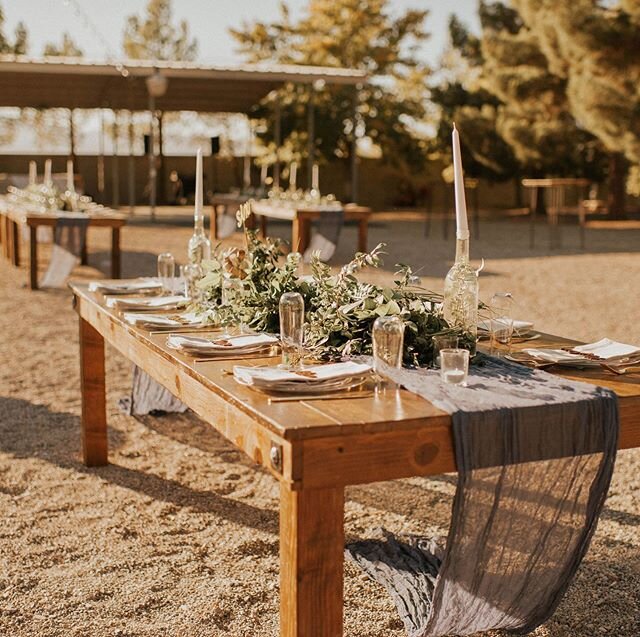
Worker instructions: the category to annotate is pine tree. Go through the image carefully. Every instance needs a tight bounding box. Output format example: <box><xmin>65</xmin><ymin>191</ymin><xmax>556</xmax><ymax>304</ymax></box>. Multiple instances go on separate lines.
<box><xmin>43</xmin><ymin>32</ymin><xmax>83</xmax><ymax>57</ymax></box>
<box><xmin>478</xmin><ymin>1</ymin><xmax>604</xmax><ymax>180</ymax></box>
<box><xmin>123</xmin><ymin>0</ymin><xmax>197</xmax><ymax>61</ymax></box>
<box><xmin>0</xmin><ymin>4</ymin><xmax>28</xmax><ymax>55</ymax></box>
<box><xmin>429</xmin><ymin>13</ymin><xmax>520</xmax><ymax>184</ymax></box>
<box><xmin>510</xmin><ymin>0</ymin><xmax>640</xmax><ymax>216</ymax></box>
<box><xmin>230</xmin><ymin>0</ymin><xmax>430</xmax><ymax>170</ymax></box>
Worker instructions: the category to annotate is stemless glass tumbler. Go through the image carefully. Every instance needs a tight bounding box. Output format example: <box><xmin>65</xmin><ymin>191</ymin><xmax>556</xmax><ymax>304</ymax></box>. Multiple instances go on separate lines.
<box><xmin>279</xmin><ymin>292</ymin><xmax>305</xmax><ymax>369</ymax></box>
<box><xmin>157</xmin><ymin>252</ymin><xmax>175</xmax><ymax>294</ymax></box>
<box><xmin>372</xmin><ymin>315</ymin><xmax>405</xmax><ymax>389</ymax></box>
<box><xmin>490</xmin><ymin>292</ymin><xmax>515</xmax><ymax>355</ymax></box>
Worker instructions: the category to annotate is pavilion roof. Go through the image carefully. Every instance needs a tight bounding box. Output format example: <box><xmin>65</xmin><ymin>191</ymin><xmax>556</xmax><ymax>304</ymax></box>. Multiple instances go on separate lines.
<box><xmin>0</xmin><ymin>55</ymin><xmax>366</xmax><ymax>113</ymax></box>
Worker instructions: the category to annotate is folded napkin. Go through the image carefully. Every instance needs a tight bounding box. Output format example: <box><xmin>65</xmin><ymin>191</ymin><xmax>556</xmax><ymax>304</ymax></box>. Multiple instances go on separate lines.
<box><xmin>106</xmin><ymin>295</ymin><xmax>186</xmax><ymax>311</ymax></box>
<box><xmin>571</xmin><ymin>338</ymin><xmax>639</xmax><ymax>360</ymax></box>
<box><xmin>168</xmin><ymin>333</ymin><xmax>278</xmax><ymax>354</ymax></box>
<box><xmin>234</xmin><ymin>361</ymin><xmax>371</xmax><ymax>387</ymax></box>
<box><xmin>524</xmin><ymin>338</ymin><xmax>640</xmax><ymax>367</ymax></box>
<box><xmin>123</xmin><ymin>311</ymin><xmax>205</xmax><ymax>328</ymax></box>
<box><xmin>89</xmin><ymin>278</ymin><xmax>162</xmax><ymax>295</ymax></box>
<box><xmin>478</xmin><ymin>318</ymin><xmax>534</xmax><ymax>333</ymax></box>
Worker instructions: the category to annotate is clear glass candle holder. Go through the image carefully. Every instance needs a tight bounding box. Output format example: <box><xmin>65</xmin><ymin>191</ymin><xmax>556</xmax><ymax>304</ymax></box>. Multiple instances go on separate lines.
<box><xmin>372</xmin><ymin>315</ymin><xmax>405</xmax><ymax>390</ymax></box>
<box><xmin>432</xmin><ymin>333</ymin><xmax>458</xmax><ymax>368</ymax></box>
<box><xmin>440</xmin><ymin>348</ymin><xmax>470</xmax><ymax>386</ymax></box>
<box><xmin>157</xmin><ymin>252</ymin><xmax>175</xmax><ymax>294</ymax></box>
<box><xmin>279</xmin><ymin>292</ymin><xmax>304</xmax><ymax>369</ymax></box>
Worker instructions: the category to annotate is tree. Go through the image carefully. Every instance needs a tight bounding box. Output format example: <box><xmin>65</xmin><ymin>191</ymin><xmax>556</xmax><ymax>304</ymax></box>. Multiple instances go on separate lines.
<box><xmin>123</xmin><ymin>0</ymin><xmax>197</xmax><ymax>61</ymax></box>
<box><xmin>43</xmin><ymin>32</ymin><xmax>83</xmax><ymax>57</ymax></box>
<box><xmin>428</xmin><ymin>13</ymin><xmax>520</xmax><ymax>185</ymax></box>
<box><xmin>510</xmin><ymin>0</ymin><xmax>640</xmax><ymax>215</ymax></box>
<box><xmin>230</xmin><ymin>0</ymin><xmax>430</xmax><ymax>172</ymax></box>
<box><xmin>478</xmin><ymin>1</ymin><xmax>605</xmax><ymax>181</ymax></box>
<box><xmin>0</xmin><ymin>4</ymin><xmax>28</xmax><ymax>54</ymax></box>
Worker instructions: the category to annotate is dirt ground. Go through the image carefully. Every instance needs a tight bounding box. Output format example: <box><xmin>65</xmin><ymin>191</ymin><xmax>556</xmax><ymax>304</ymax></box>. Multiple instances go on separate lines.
<box><xmin>0</xmin><ymin>214</ymin><xmax>639</xmax><ymax>637</ymax></box>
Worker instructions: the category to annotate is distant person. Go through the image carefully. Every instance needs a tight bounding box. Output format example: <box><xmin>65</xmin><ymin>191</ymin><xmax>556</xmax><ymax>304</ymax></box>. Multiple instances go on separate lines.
<box><xmin>168</xmin><ymin>170</ymin><xmax>185</xmax><ymax>205</ymax></box>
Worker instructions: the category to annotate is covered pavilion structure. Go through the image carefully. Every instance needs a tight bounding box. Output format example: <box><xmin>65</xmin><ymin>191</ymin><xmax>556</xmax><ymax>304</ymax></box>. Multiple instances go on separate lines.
<box><xmin>0</xmin><ymin>55</ymin><xmax>367</xmax><ymax>216</ymax></box>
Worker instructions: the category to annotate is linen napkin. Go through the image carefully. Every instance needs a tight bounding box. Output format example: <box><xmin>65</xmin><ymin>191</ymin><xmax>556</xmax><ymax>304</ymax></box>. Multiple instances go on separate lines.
<box><xmin>234</xmin><ymin>361</ymin><xmax>371</xmax><ymax>387</ymax></box>
<box><xmin>89</xmin><ymin>278</ymin><xmax>162</xmax><ymax>295</ymax></box>
<box><xmin>105</xmin><ymin>295</ymin><xmax>187</xmax><ymax>311</ymax></box>
<box><xmin>123</xmin><ymin>311</ymin><xmax>205</xmax><ymax>328</ymax></box>
<box><xmin>168</xmin><ymin>333</ymin><xmax>278</xmax><ymax>354</ymax></box>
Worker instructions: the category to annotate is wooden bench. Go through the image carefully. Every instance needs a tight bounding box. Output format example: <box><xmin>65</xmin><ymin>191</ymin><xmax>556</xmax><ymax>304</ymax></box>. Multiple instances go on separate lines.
<box><xmin>70</xmin><ymin>281</ymin><xmax>640</xmax><ymax>637</ymax></box>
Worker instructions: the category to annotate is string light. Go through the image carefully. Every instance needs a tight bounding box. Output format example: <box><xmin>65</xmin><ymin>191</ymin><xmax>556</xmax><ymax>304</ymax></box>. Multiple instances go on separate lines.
<box><xmin>61</xmin><ymin>0</ymin><xmax>129</xmax><ymax>77</ymax></box>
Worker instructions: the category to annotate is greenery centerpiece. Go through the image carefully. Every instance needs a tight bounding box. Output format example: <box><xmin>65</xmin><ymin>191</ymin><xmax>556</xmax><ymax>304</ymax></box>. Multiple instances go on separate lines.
<box><xmin>195</xmin><ymin>210</ymin><xmax>470</xmax><ymax>367</ymax></box>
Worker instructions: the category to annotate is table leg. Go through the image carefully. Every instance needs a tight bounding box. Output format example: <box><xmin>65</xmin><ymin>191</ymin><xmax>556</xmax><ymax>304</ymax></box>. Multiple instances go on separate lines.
<box><xmin>357</xmin><ymin>218</ymin><xmax>368</xmax><ymax>253</ymax></box>
<box><xmin>260</xmin><ymin>215</ymin><xmax>268</xmax><ymax>238</ymax></box>
<box><xmin>291</xmin><ymin>215</ymin><xmax>301</xmax><ymax>253</ymax></box>
<box><xmin>111</xmin><ymin>227</ymin><xmax>121</xmax><ymax>279</ymax></box>
<box><xmin>211</xmin><ymin>204</ymin><xmax>218</xmax><ymax>242</ymax></box>
<box><xmin>29</xmin><ymin>226</ymin><xmax>38</xmax><ymax>290</ymax></box>
<box><xmin>79</xmin><ymin>315</ymin><xmax>108</xmax><ymax>466</ymax></box>
<box><xmin>0</xmin><ymin>215</ymin><xmax>5</xmax><ymax>259</ymax></box>
<box><xmin>11</xmin><ymin>220</ymin><xmax>20</xmax><ymax>266</ymax></box>
<box><xmin>280</xmin><ymin>484</ymin><xmax>344</xmax><ymax>637</ymax></box>
<box><xmin>80</xmin><ymin>236</ymin><xmax>88</xmax><ymax>266</ymax></box>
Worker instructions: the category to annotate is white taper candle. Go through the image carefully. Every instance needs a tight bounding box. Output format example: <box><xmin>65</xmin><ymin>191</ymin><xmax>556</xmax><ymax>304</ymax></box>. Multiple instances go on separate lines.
<box><xmin>28</xmin><ymin>161</ymin><xmax>37</xmax><ymax>186</ymax></box>
<box><xmin>66</xmin><ymin>159</ymin><xmax>74</xmax><ymax>192</ymax></box>
<box><xmin>289</xmin><ymin>161</ymin><xmax>297</xmax><ymax>190</ymax></box>
<box><xmin>312</xmin><ymin>163</ymin><xmax>319</xmax><ymax>191</ymax></box>
<box><xmin>44</xmin><ymin>158</ymin><xmax>52</xmax><ymax>187</ymax></box>
<box><xmin>452</xmin><ymin>123</ymin><xmax>469</xmax><ymax>240</ymax></box>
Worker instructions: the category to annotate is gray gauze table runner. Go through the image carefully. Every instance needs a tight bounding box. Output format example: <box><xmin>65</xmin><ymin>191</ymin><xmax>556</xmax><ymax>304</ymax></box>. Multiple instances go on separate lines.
<box><xmin>119</xmin><ymin>366</ymin><xmax>188</xmax><ymax>416</ymax></box>
<box><xmin>346</xmin><ymin>355</ymin><xmax>618</xmax><ymax>637</ymax></box>
<box><xmin>40</xmin><ymin>216</ymin><xmax>89</xmax><ymax>288</ymax></box>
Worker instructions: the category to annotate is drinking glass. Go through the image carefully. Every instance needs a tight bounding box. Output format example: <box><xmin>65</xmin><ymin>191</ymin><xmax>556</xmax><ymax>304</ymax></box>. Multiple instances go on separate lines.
<box><xmin>181</xmin><ymin>263</ymin><xmax>202</xmax><ymax>301</ymax></box>
<box><xmin>490</xmin><ymin>292</ymin><xmax>515</xmax><ymax>355</ymax></box>
<box><xmin>372</xmin><ymin>315</ymin><xmax>405</xmax><ymax>390</ymax></box>
<box><xmin>432</xmin><ymin>333</ymin><xmax>458</xmax><ymax>368</ymax></box>
<box><xmin>279</xmin><ymin>292</ymin><xmax>304</xmax><ymax>369</ymax></box>
<box><xmin>440</xmin><ymin>348</ymin><xmax>470</xmax><ymax>386</ymax></box>
<box><xmin>157</xmin><ymin>252</ymin><xmax>175</xmax><ymax>294</ymax></box>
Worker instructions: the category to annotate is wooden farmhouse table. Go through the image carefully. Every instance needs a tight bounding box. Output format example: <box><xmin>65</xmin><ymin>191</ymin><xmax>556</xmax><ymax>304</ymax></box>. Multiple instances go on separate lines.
<box><xmin>70</xmin><ymin>281</ymin><xmax>640</xmax><ymax>637</ymax></box>
<box><xmin>0</xmin><ymin>201</ymin><xmax>126</xmax><ymax>290</ymax></box>
<box><xmin>211</xmin><ymin>199</ymin><xmax>373</xmax><ymax>254</ymax></box>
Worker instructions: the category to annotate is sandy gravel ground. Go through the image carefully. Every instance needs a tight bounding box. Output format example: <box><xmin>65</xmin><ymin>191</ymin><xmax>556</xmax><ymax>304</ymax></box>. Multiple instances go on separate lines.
<box><xmin>0</xmin><ymin>214</ymin><xmax>639</xmax><ymax>637</ymax></box>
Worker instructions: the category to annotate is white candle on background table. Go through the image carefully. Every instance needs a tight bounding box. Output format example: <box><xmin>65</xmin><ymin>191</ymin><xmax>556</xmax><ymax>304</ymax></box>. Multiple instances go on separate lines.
<box><xmin>289</xmin><ymin>161</ymin><xmax>297</xmax><ymax>190</ymax></box>
<box><xmin>28</xmin><ymin>161</ymin><xmax>37</xmax><ymax>186</ymax></box>
<box><xmin>66</xmin><ymin>159</ymin><xmax>74</xmax><ymax>191</ymax></box>
<box><xmin>44</xmin><ymin>158</ymin><xmax>52</xmax><ymax>186</ymax></box>
<box><xmin>312</xmin><ymin>163</ymin><xmax>319</xmax><ymax>191</ymax></box>
<box><xmin>195</xmin><ymin>147</ymin><xmax>203</xmax><ymax>219</ymax></box>
<box><xmin>260</xmin><ymin>163</ymin><xmax>267</xmax><ymax>186</ymax></box>
<box><xmin>452</xmin><ymin>123</ymin><xmax>469</xmax><ymax>240</ymax></box>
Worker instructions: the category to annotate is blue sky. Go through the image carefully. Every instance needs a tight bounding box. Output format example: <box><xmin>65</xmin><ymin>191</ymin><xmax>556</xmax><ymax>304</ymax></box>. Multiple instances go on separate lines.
<box><xmin>3</xmin><ymin>0</ymin><xmax>480</xmax><ymax>67</ymax></box>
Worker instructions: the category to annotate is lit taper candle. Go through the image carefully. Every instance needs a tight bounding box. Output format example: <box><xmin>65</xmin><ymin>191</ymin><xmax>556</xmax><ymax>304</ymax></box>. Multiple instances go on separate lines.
<box><xmin>452</xmin><ymin>123</ymin><xmax>469</xmax><ymax>240</ymax></box>
<box><xmin>311</xmin><ymin>163</ymin><xmax>319</xmax><ymax>191</ymax></box>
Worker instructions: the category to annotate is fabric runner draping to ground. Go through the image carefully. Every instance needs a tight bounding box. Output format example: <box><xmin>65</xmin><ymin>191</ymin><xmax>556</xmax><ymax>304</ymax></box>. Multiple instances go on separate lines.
<box><xmin>347</xmin><ymin>355</ymin><xmax>619</xmax><ymax>637</ymax></box>
<box><xmin>119</xmin><ymin>366</ymin><xmax>188</xmax><ymax>416</ymax></box>
<box><xmin>303</xmin><ymin>208</ymin><xmax>344</xmax><ymax>262</ymax></box>
<box><xmin>40</xmin><ymin>216</ymin><xmax>89</xmax><ymax>288</ymax></box>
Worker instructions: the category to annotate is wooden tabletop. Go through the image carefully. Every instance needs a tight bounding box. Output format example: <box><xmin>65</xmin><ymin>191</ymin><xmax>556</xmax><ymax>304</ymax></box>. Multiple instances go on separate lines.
<box><xmin>70</xmin><ymin>282</ymin><xmax>640</xmax><ymax>490</ymax></box>
<box><xmin>0</xmin><ymin>202</ymin><xmax>127</xmax><ymax>227</ymax></box>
